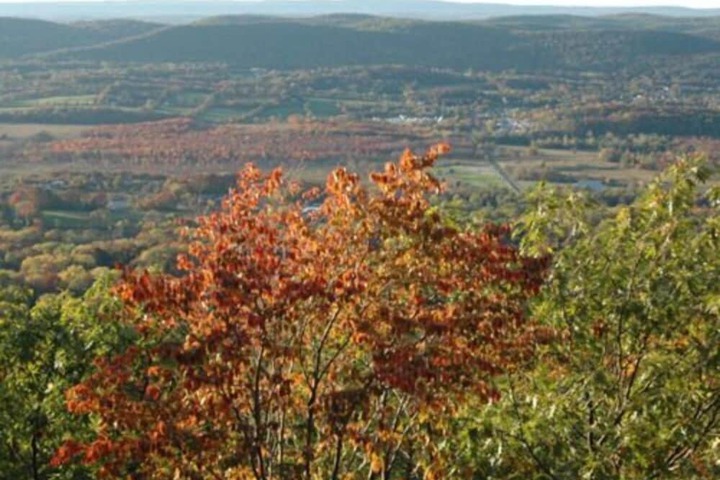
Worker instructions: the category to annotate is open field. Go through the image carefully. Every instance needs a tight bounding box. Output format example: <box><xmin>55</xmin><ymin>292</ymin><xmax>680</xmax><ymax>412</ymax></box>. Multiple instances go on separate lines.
<box><xmin>20</xmin><ymin>95</ymin><xmax>98</xmax><ymax>107</ymax></box>
<box><xmin>0</xmin><ymin>123</ymin><xmax>89</xmax><ymax>140</ymax></box>
<box><xmin>435</xmin><ymin>160</ymin><xmax>507</xmax><ymax>190</ymax></box>
<box><xmin>41</xmin><ymin>210</ymin><xmax>94</xmax><ymax>229</ymax></box>
<box><xmin>498</xmin><ymin>146</ymin><xmax>661</xmax><ymax>186</ymax></box>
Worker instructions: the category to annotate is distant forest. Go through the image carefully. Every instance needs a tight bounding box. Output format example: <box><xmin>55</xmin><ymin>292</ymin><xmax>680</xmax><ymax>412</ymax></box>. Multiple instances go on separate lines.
<box><xmin>2</xmin><ymin>14</ymin><xmax>720</xmax><ymax>74</ymax></box>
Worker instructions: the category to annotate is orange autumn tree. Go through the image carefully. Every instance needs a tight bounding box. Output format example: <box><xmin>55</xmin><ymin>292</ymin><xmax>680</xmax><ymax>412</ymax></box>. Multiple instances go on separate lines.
<box><xmin>54</xmin><ymin>145</ymin><xmax>548</xmax><ymax>479</ymax></box>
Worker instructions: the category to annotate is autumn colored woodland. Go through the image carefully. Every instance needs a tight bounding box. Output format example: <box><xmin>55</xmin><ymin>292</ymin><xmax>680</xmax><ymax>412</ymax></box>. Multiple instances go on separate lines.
<box><xmin>49</xmin><ymin>144</ymin><xmax>549</xmax><ymax>478</ymax></box>
<box><xmin>1</xmin><ymin>142</ymin><xmax>719</xmax><ymax>479</ymax></box>
<box><xmin>4</xmin><ymin>6</ymin><xmax>720</xmax><ymax>480</ymax></box>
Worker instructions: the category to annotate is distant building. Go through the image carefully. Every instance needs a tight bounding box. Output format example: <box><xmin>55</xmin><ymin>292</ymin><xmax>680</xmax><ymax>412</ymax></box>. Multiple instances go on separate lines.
<box><xmin>107</xmin><ymin>194</ymin><xmax>131</xmax><ymax>211</ymax></box>
<box><xmin>382</xmin><ymin>115</ymin><xmax>444</xmax><ymax>125</ymax></box>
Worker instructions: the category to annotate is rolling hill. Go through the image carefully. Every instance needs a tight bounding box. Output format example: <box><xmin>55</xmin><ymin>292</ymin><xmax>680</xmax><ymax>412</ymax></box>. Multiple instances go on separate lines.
<box><xmin>480</xmin><ymin>14</ymin><xmax>720</xmax><ymax>39</ymax></box>
<box><xmin>71</xmin><ymin>19</ymin><xmax>166</xmax><ymax>40</ymax></box>
<box><xmin>0</xmin><ymin>1</ymin><xmax>719</xmax><ymax>22</ymax></box>
<box><xmin>0</xmin><ymin>17</ymin><xmax>164</xmax><ymax>58</ymax></box>
<box><xmin>38</xmin><ymin>15</ymin><xmax>720</xmax><ymax>74</ymax></box>
<box><xmin>1</xmin><ymin>14</ymin><xmax>719</xmax><ymax>74</ymax></box>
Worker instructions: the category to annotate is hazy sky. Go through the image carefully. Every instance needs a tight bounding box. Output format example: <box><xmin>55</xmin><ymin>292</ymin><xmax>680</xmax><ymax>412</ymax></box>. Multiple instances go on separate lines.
<box><xmin>449</xmin><ymin>0</ymin><xmax>720</xmax><ymax>7</ymax></box>
<box><xmin>0</xmin><ymin>0</ymin><xmax>716</xmax><ymax>7</ymax></box>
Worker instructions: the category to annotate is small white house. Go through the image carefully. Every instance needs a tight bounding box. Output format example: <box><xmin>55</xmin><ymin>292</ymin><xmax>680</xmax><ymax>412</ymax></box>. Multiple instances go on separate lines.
<box><xmin>107</xmin><ymin>194</ymin><xmax>131</xmax><ymax>211</ymax></box>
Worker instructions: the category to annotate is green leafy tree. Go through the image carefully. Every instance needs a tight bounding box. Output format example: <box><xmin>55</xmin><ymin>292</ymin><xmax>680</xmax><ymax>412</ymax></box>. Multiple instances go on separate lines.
<box><xmin>463</xmin><ymin>157</ymin><xmax>720</xmax><ymax>479</ymax></box>
<box><xmin>0</xmin><ymin>277</ymin><xmax>133</xmax><ymax>479</ymax></box>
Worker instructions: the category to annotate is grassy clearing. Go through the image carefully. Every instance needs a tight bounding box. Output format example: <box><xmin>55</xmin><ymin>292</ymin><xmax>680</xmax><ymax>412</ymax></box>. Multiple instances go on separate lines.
<box><xmin>157</xmin><ymin>106</ymin><xmax>194</xmax><ymax>116</ymax></box>
<box><xmin>497</xmin><ymin>146</ymin><xmax>658</xmax><ymax>185</ymax></box>
<box><xmin>42</xmin><ymin>210</ymin><xmax>93</xmax><ymax>229</ymax></box>
<box><xmin>435</xmin><ymin>162</ymin><xmax>506</xmax><ymax>189</ymax></box>
<box><xmin>166</xmin><ymin>92</ymin><xmax>208</xmax><ymax>108</ymax></box>
<box><xmin>256</xmin><ymin>100</ymin><xmax>306</xmax><ymax>121</ymax></box>
<box><xmin>198</xmin><ymin>107</ymin><xmax>255</xmax><ymax>122</ymax></box>
<box><xmin>41</xmin><ymin>209</ymin><xmax>143</xmax><ymax>229</ymax></box>
<box><xmin>499</xmin><ymin>146</ymin><xmax>598</xmax><ymax>166</ymax></box>
<box><xmin>305</xmin><ymin>98</ymin><xmax>341</xmax><ymax>117</ymax></box>
<box><xmin>22</xmin><ymin>95</ymin><xmax>97</xmax><ymax>107</ymax></box>
<box><xmin>0</xmin><ymin>106</ymin><xmax>33</xmax><ymax>113</ymax></box>
<box><xmin>0</xmin><ymin>123</ymin><xmax>88</xmax><ymax>139</ymax></box>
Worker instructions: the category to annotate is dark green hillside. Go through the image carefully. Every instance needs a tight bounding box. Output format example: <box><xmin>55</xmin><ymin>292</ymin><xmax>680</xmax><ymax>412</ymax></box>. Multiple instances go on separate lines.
<box><xmin>478</xmin><ymin>14</ymin><xmax>622</xmax><ymax>31</ymax></box>
<box><xmin>71</xmin><ymin>19</ymin><xmax>166</xmax><ymax>41</ymax></box>
<box><xmin>55</xmin><ymin>22</ymin><xmax>537</xmax><ymax>70</ymax></box>
<box><xmin>0</xmin><ymin>17</ymin><xmax>164</xmax><ymax>59</ymax></box>
<box><xmin>0</xmin><ymin>18</ymin><xmax>94</xmax><ymax>58</ymax></box>
<box><xmin>3</xmin><ymin>14</ymin><xmax>720</xmax><ymax>72</ymax></box>
<box><xmin>53</xmin><ymin>17</ymin><xmax>720</xmax><ymax>73</ymax></box>
<box><xmin>482</xmin><ymin>14</ymin><xmax>720</xmax><ymax>38</ymax></box>
<box><xmin>528</xmin><ymin>29</ymin><xmax>720</xmax><ymax>72</ymax></box>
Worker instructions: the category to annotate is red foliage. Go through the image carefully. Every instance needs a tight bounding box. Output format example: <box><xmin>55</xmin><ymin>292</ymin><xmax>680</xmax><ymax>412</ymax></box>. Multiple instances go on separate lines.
<box><xmin>55</xmin><ymin>144</ymin><xmax>549</xmax><ymax>478</ymax></box>
<box><xmin>26</xmin><ymin>119</ymin><xmax>442</xmax><ymax>173</ymax></box>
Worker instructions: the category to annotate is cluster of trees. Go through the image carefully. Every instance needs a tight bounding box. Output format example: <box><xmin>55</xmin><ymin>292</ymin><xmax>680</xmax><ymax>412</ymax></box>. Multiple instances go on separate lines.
<box><xmin>26</xmin><ymin>119</ymin><xmax>430</xmax><ymax>170</ymax></box>
<box><xmin>5</xmin><ymin>51</ymin><xmax>718</xmax><ymax>132</ymax></box>
<box><xmin>469</xmin><ymin>159</ymin><xmax>720</xmax><ymax>477</ymax></box>
<box><xmin>5</xmin><ymin>60</ymin><xmax>719</xmax><ymax>208</ymax></box>
<box><xmin>0</xmin><ymin>277</ymin><xmax>134</xmax><ymax>479</ymax></box>
<box><xmin>0</xmin><ymin>171</ymin><xmax>225</xmax><ymax>294</ymax></box>
<box><xmin>2</xmin><ymin>14</ymin><xmax>720</xmax><ymax>476</ymax></box>
<box><xmin>0</xmin><ymin>222</ymin><xmax>182</xmax><ymax>294</ymax></box>
<box><xmin>4</xmin><ymin>54</ymin><xmax>720</xmax><ymax>191</ymax></box>
<box><xmin>1</xmin><ymin>146</ymin><xmax>719</xmax><ymax>478</ymax></box>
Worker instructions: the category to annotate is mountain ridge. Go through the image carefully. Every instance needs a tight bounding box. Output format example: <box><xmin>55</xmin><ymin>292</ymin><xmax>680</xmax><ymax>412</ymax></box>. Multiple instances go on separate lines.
<box><xmin>30</xmin><ymin>15</ymin><xmax>720</xmax><ymax>74</ymax></box>
<box><xmin>0</xmin><ymin>1</ymin><xmax>719</xmax><ymax>22</ymax></box>
<box><xmin>0</xmin><ymin>17</ymin><xmax>164</xmax><ymax>58</ymax></box>
<box><xmin>4</xmin><ymin>13</ymin><xmax>720</xmax><ymax>75</ymax></box>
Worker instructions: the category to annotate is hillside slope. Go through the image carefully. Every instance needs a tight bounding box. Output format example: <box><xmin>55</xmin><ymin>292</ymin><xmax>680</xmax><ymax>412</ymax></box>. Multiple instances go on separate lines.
<box><xmin>0</xmin><ymin>17</ymin><xmax>164</xmax><ymax>58</ymax></box>
<box><xmin>0</xmin><ymin>18</ymin><xmax>96</xmax><ymax>58</ymax></box>
<box><xmin>71</xmin><ymin>19</ymin><xmax>166</xmax><ymax>40</ymax></box>
<box><xmin>481</xmin><ymin>14</ymin><xmax>720</xmax><ymax>39</ymax></box>
<box><xmin>49</xmin><ymin>16</ymin><xmax>720</xmax><ymax>73</ymax></box>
